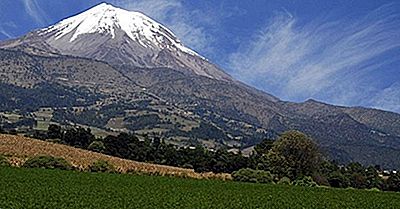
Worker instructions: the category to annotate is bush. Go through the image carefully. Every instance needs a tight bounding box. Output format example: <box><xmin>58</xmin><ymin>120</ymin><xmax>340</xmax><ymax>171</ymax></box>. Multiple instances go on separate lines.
<box><xmin>293</xmin><ymin>176</ymin><xmax>318</xmax><ymax>187</ymax></box>
<box><xmin>23</xmin><ymin>156</ymin><xmax>72</xmax><ymax>170</ymax></box>
<box><xmin>88</xmin><ymin>160</ymin><xmax>115</xmax><ymax>173</ymax></box>
<box><xmin>277</xmin><ymin>177</ymin><xmax>291</xmax><ymax>185</ymax></box>
<box><xmin>232</xmin><ymin>168</ymin><xmax>274</xmax><ymax>184</ymax></box>
<box><xmin>366</xmin><ymin>188</ymin><xmax>380</xmax><ymax>192</ymax></box>
<box><xmin>88</xmin><ymin>141</ymin><xmax>106</xmax><ymax>153</ymax></box>
<box><xmin>0</xmin><ymin>155</ymin><xmax>10</xmax><ymax>167</ymax></box>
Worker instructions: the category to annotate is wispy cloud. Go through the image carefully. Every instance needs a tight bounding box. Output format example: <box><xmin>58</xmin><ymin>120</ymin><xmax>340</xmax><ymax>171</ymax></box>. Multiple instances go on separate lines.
<box><xmin>22</xmin><ymin>0</ymin><xmax>50</xmax><ymax>26</ymax></box>
<box><xmin>229</xmin><ymin>4</ymin><xmax>400</xmax><ymax>112</ymax></box>
<box><xmin>111</xmin><ymin>0</ymin><xmax>215</xmax><ymax>54</ymax></box>
<box><xmin>0</xmin><ymin>22</ymin><xmax>17</xmax><ymax>39</ymax></box>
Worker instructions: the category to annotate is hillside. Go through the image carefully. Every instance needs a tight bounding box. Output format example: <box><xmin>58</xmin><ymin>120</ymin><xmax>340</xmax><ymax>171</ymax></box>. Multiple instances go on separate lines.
<box><xmin>0</xmin><ymin>134</ymin><xmax>230</xmax><ymax>180</ymax></box>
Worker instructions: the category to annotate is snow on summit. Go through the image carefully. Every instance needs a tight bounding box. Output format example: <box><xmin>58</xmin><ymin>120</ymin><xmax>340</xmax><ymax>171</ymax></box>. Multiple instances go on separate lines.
<box><xmin>42</xmin><ymin>3</ymin><xmax>199</xmax><ymax>56</ymax></box>
<box><xmin>1</xmin><ymin>2</ymin><xmax>232</xmax><ymax>81</ymax></box>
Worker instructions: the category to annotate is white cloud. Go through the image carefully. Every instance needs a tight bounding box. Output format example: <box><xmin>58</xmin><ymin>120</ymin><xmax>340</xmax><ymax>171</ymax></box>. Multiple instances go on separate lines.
<box><xmin>22</xmin><ymin>0</ymin><xmax>50</xmax><ymax>26</ymax></box>
<box><xmin>111</xmin><ymin>0</ymin><xmax>215</xmax><ymax>54</ymax></box>
<box><xmin>229</xmin><ymin>4</ymin><xmax>400</xmax><ymax>112</ymax></box>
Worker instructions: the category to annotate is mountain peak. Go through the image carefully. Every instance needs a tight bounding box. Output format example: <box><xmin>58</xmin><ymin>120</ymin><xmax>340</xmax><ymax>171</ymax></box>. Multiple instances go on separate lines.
<box><xmin>0</xmin><ymin>3</ymin><xmax>233</xmax><ymax>82</ymax></box>
<box><xmin>40</xmin><ymin>3</ymin><xmax>199</xmax><ymax>57</ymax></box>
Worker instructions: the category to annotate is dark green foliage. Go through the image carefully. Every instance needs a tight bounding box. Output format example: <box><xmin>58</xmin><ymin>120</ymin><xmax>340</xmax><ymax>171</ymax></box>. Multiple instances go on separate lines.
<box><xmin>266</xmin><ymin>131</ymin><xmax>322</xmax><ymax>179</ymax></box>
<box><xmin>293</xmin><ymin>176</ymin><xmax>318</xmax><ymax>187</ymax></box>
<box><xmin>63</xmin><ymin>127</ymin><xmax>94</xmax><ymax>148</ymax></box>
<box><xmin>22</xmin><ymin>156</ymin><xmax>72</xmax><ymax>170</ymax></box>
<box><xmin>101</xmin><ymin>133</ymin><xmax>249</xmax><ymax>174</ymax></box>
<box><xmin>45</xmin><ymin>124</ymin><xmax>95</xmax><ymax>149</ymax></box>
<box><xmin>88</xmin><ymin>160</ymin><xmax>114</xmax><ymax>173</ymax></box>
<box><xmin>232</xmin><ymin>168</ymin><xmax>274</xmax><ymax>183</ymax></box>
<box><xmin>47</xmin><ymin>124</ymin><xmax>63</xmax><ymax>139</ymax></box>
<box><xmin>1</xmin><ymin>167</ymin><xmax>400</xmax><ymax>208</ymax></box>
<box><xmin>87</xmin><ymin>141</ymin><xmax>106</xmax><ymax>153</ymax></box>
<box><xmin>254</xmin><ymin>138</ymin><xmax>274</xmax><ymax>155</ymax></box>
<box><xmin>103</xmin><ymin>133</ymin><xmax>137</xmax><ymax>159</ymax></box>
<box><xmin>33</xmin><ymin>126</ymin><xmax>399</xmax><ymax>191</ymax></box>
<box><xmin>0</xmin><ymin>83</ymin><xmax>98</xmax><ymax>113</ymax></box>
<box><xmin>386</xmin><ymin>173</ymin><xmax>400</xmax><ymax>191</ymax></box>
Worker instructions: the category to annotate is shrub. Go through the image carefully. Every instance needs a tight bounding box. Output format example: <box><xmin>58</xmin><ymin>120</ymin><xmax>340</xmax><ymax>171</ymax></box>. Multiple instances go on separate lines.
<box><xmin>293</xmin><ymin>176</ymin><xmax>318</xmax><ymax>187</ymax></box>
<box><xmin>366</xmin><ymin>188</ymin><xmax>380</xmax><ymax>192</ymax></box>
<box><xmin>88</xmin><ymin>160</ymin><xmax>115</xmax><ymax>173</ymax></box>
<box><xmin>0</xmin><ymin>155</ymin><xmax>10</xmax><ymax>167</ymax></box>
<box><xmin>88</xmin><ymin>141</ymin><xmax>106</xmax><ymax>153</ymax></box>
<box><xmin>232</xmin><ymin>168</ymin><xmax>273</xmax><ymax>184</ymax></box>
<box><xmin>23</xmin><ymin>156</ymin><xmax>72</xmax><ymax>170</ymax></box>
<box><xmin>277</xmin><ymin>177</ymin><xmax>291</xmax><ymax>185</ymax></box>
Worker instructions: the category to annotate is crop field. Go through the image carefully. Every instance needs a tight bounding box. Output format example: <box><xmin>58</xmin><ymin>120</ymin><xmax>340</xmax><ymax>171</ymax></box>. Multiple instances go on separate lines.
<box><xmin>0</xmin><ymin>167</ymin><xmax>399</xmax><ymax>209</ymax></box>
<box><xmin>0</xmin><ymin>134</ymin><xmax>229</xmax><ymax>179</ymax></box>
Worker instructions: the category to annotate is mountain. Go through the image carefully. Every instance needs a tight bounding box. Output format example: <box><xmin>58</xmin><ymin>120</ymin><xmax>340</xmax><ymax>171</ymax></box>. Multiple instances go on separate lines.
<box><xmin>0</xmin><ymin>3</ymin><xmax>231</xmax><ymax>82</ymax></box>
<box><xmin>1</xmin><ymin>3</ymin><xmax>400</xmax><ymax>169</ymax></box>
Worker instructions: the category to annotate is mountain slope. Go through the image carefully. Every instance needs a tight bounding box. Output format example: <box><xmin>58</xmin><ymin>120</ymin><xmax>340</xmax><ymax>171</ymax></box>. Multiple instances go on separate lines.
<box><xmin>1</xmin><ymin>3</ymin><xmax>400</xmax><ymax>169</ymax></box>
<box><xmin>0</xmin><ymin>3</ymin><xmax>231</xmax><ymax>82</ymax></box>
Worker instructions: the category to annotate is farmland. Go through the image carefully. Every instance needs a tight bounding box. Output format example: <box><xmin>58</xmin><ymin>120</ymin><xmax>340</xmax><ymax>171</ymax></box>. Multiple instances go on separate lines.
<box><xmin>0</xmin><ymin>167</ymin><xmax>399</xmax><ymax>209</ymax></box>
<box><xmin>0</xmin><ymin>134</ymin><xmax>229</xmax><ymax>179</ymax></box>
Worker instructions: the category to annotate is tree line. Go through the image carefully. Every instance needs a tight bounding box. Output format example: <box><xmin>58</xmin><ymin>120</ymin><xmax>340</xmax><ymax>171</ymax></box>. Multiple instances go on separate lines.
<box><xmin>30</xmin><ymin>124</ymin><xmax>400</xmax><ymax>191</ymax></box>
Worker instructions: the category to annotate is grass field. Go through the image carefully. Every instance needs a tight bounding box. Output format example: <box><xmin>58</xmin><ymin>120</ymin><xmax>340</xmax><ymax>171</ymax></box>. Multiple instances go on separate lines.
<box><xmin>0</xmin><ymin>167</ymin><xmax>399</xmax><ymax>209</ymax></box>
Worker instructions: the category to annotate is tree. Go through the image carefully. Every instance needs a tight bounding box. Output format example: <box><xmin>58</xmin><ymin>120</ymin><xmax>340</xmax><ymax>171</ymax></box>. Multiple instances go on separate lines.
<box><xmin>254</xmin><ymin>138</ymin><xmax>274</xmax><ymax>155</ymax></box>
<box><xmin>63</xmin><ymin>127</ymin><xmax>94</xmax><ymax>148</ymax></box>
<box><xmin>47</xmin><ymin>124</ymin><xmax>62</xmax><ymax>139</ymax></box>
<box><xmin>386</xmin><ymin>172</ymin><xmax>400</xmax><ymax>191</ymax></box>
<box><xmin>103</xmin><ymin>133</ymin><xmax>134</xmax><ymax>159</ymax></box>
<box><xmin>266</xmin><ymin>131</ymin><xmax>322</xmax><ymax>180</ymax></box>
<box><xmin>88</xmin><ymin>141</ymin><xmax>106</xmax><ymax>153</ymax></box>
<box><xmin>232</xmin><ymin>168</ymin><xmax>274</xmax><ymax>183</ymax></box>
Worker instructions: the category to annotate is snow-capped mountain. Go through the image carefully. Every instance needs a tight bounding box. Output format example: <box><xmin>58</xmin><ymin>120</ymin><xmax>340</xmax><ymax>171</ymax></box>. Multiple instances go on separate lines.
<box><xmin>0</xmin><ymin>3</ymin><xmax>232</xmax><ymax>81</ymax></box>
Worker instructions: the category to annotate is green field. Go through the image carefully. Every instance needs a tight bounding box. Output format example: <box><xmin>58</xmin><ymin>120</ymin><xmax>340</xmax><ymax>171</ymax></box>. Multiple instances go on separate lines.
<box><xmin>0</xmin><ymin>167</ymin><xmax>399</xmax><ymax>209</ymax></box>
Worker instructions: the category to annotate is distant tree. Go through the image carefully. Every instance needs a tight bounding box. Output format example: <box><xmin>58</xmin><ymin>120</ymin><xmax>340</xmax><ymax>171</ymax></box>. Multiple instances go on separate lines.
<box><xmin>103</xmin><ymin>133</ymin><xmax>134</xmax><ymax>159</ymax></box>
<box><xmin>232</xmin><ymin>168</ymin><xmax>274</xmax><ymax>183</ymax></box>
<box><xmin>266</xmin><ymin>131</ymin><xmax>322</xmax><ymax>180</ymax></box>
<box><xmin>63</xmin><ymin>127</ymin><xmax>94</xmax><ymax>148</ymax></box>
<box><xmin>254</xmin><ymin>138</ymin><xmax>274</xmax><ymax>155</ymax></box>
<box><xmin>386</xmin><ymin>172</ymin><xmax>400</xmax><ymax>192</ymax></box>
<box><xmin>47</xmin><ymin>124</ymin><xmax>62</xmax><ymax>139</ymax></box>
<box><xmin>88</xmin><ymin>141</ymin><xmax>106</xmax><ymax>153</ymax></box>
<box><xmin>327</xmin><ymin>171</ymin><xmax>350</xmax><ymax>188</ymax></box>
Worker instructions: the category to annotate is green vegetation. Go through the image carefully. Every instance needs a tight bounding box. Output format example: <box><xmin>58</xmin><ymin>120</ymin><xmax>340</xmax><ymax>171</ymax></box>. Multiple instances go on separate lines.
<box><xmin>232</xmin><ymin>168</ymin><xmax>273</xmax><ymax>183</ymax></box>
<box><xmin>15</xmin><ymin>125</ymin><xmax>400</xmax><ymax>192</ymax></box>
<box><xmin>0</xmin><ymin>167</ymin><xmax>399</xmax><ymax>209</ymax></box>
<box><xmin>88</xmin><ymin>160</ymin><xmax>115</xmax><ymax>173</ymax></box>
<box><xmin>0</xmin><ymin>83</ymin><xmax>98</xmax><ymax>113</ymax></box>
<box><xmin>0</xmin><ymin>154</ymin><xmax>9</xmax><ymax>167</ymax></box>
<box><xmin>23</xmin><ymin>156</ymin><xmax>73</xmax><ymax>170</ymax></box>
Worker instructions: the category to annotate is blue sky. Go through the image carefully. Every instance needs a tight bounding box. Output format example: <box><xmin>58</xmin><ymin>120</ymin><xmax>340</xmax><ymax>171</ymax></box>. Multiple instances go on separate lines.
<box><xmin>0</xmin><ymin>0</ymin><xmax>399</xmax><ymax>113</ymax></box>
